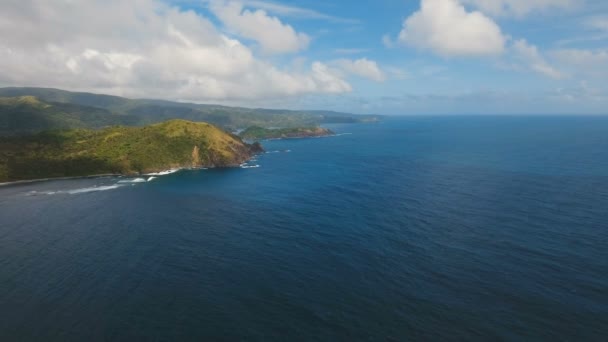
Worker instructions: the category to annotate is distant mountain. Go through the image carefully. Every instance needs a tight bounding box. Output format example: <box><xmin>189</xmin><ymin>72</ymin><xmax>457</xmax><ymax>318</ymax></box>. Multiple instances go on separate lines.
<box><xmin>0</xmin><ymin>120</ymin><xmax>262</xmax><ymax>182</ymax></box>
<box><xmin>0</xmin><ymin>87</ymin><xmax>133</xmax><ymax>110</ymax></box>
<box><xmin>0</xmin><ymin>96</ymin><xmax>140</xmax><ymax>136</ymax></box>
<box><xmin>0</xmin><ymin>87</ymin><xmax>382</xmax><ymax>135</ymax></box>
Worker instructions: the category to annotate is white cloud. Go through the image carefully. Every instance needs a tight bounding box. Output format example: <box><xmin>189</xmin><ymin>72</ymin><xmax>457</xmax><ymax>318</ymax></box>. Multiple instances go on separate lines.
<box><xmin>585</xmin><ymin>16</ymin><xmax>608</xmax><ymax>32</ymax></box>
<box><xmin>461</xmin><ymin>0</ymin><xmax>576</xmax><ymax>17</ymax></box>
<box><xmin>552</xmin><ymin>49</ymin><xmax>608</xmax><ymax>66</ymax></box>
<box><xmin>237</xmin><ymin>0</ymin><xmax>359</xmax><ymax>24</ymax></box>
<box><xmin>384</xmin><ymin>67</ymin><xmax>408</xmax><ymax>80</ymax></box>
<box><xmin>550</xmin><ymin>49</ymin><xmax>608</xmax><ymax>78</ymax></box>
<box><xmin>310</xmin><ymin>62</ymin><xmax>353</xmax><ymax>92</ymax></box>
<box><xmin>0</xmin><ymin>0</ymin><xmax>352</xmax><ymax>101</ymax></box>
<box><xmin>554</xmin><ymin>15</ymin><xmax>608</xmax><ymax>47</ymax></box>
<box><xmin>332</xmin><ymin>58</ymin><xmax>386</xmax><ymax>82</ymax></box>
<box><xmin>382</xmin><ymin>35</ymin><xmax>396</xmax><ymax>49</ymax></box>
<box><xmin>208</xmin><ymin>0</ymin><xmax>310</xmax><ymax>54</ymax></box>
<box><xmin>397</xmin><ymin>0</ymin><xmax>506</xmax><ymax>57</ymax></box>
<box><xmin>512</xmin><ymin>39</ymin><xmax>562</xmax><ymax>79</ymax></box>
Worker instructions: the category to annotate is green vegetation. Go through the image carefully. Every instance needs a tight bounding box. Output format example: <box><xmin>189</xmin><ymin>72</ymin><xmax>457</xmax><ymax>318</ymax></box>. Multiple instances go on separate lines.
<box><xmin>0</xmin><ymin>87</ymin><xmax>382</xmax><ymax>135</ymax></box>
<box><xmin>0</xmin><ymin>96</ymin><xmax>139</xmax><ymax>136</ymax></box>
<box><xmin>0</xmin><ymin>120</ymin><xmax>260</xmax><ymax>182</ymax></box>
<box><xmin>240</xmin><ymin>126</ymin><xmax>334</xmax><ymax>140</ymax></box>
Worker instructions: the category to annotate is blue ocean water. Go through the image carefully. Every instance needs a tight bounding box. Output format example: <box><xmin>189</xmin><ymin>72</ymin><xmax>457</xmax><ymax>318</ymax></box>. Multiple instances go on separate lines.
<box><xmin>0</xmin><ymin>116</ymin><xmax>607</xmax><ymax>341</ymax></box>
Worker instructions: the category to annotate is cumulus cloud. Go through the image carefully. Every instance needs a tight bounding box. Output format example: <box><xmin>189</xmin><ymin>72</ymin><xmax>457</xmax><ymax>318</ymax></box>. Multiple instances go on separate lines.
<box><xmin>461</xmin><ymin>0</ymin><xmax>576</xmax><ymax>17</ymax></box>
<box><xmin>0</xmin><ymin>0</ymin><xmax>351</xmax><ymax>101</ymax></box>
<box><xmin>331</xmin><ymin>58</ymin><xmax>386</xmax><ymax>82</ymax></box>
<box><xmin>512</xmin><ymin>39</ymin><xmax>562</xmax><ymax>79</ymax></box>
<box><xmin>397</xmin><ymin>0</ymin><xmax>506</xmax><ymax>57</ymax></box>
<box><xmin>207</xmin><ymin>0</ymin><xmax>310</xmax><ymax>54</ymax></box>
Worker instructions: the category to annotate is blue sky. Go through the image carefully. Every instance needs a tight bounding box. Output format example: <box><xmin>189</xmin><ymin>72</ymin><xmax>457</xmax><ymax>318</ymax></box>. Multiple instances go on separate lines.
<box><xmin>1</xmin><ymin>0</ymin><xmax>608</xmax><ymax>114</ymax></box>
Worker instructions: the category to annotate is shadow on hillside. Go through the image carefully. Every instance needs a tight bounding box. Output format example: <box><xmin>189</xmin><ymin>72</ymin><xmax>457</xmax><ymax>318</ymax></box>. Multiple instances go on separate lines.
<box><xmin>4</xmin><ymin>156</ymin><xmax>118</xmax><ymax>181</ymax></box>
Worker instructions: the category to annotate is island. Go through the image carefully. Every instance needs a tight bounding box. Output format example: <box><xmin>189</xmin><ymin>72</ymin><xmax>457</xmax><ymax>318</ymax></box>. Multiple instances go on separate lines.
<box><xmin>239</xmin><ymin>126</ymin><xmax>334</xmax><ymax>141</ymax></box>
<box><xmin>0</xmin><ymin>120</ymin><xmax>264</xmax><ymax>183</ymax></box>
<box><xmin>0</xmin><ymin>87</ymin><xmax>370</xmax><ymax>183</ymax></box>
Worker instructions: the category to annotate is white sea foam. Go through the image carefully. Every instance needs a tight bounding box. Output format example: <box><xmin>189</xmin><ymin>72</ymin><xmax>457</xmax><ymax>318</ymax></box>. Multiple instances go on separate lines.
<box><xmin>241</xmin><ymin>165</ymin><xmax>260</xmax><ymax>169</ymax></box>
<box><xmin>26</xmin><ymin>190</ymin><xmax>66</xmax><ymax>196</ymax></box>
<box><xmin>67</xmin><ymin>185</ymin><xmax>122</xmax><ymax>194</ymax></box>
<box><xmin>144</xmin><ymin>169</ymin><xmax>180</xmax><ymax>176</ymax></box>
<box><xmin>147</xmin><ymin>177</ymin><xmax>157</xmax><ymax>182</ymax></box>
<box><xmin>118</xmin><ymin>178</ymin><xmax>147</xmax><ymax>184</ymax></box>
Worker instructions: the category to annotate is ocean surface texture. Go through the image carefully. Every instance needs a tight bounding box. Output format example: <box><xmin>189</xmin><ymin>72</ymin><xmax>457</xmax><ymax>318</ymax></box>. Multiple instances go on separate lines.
<box><xmin>1</xmin><ymin>116</ymin><xmax>607</xmax><ymax>341</ymax></box>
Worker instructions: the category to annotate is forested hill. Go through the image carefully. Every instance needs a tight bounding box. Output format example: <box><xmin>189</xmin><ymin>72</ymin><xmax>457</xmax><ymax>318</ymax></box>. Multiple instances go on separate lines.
<box><xmin>0</xmin><ymin>120</ymin><xmax>262</xmax><ymax>182</ymax></box>
<box><xmin>0</xmin><ymin>96</ymin><xmax>139</xmax><ymax>136</ymax></box>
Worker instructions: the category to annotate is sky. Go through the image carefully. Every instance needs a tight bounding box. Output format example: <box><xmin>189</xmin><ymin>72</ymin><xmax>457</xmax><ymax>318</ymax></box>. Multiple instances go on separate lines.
<box><xmin>1</xmin><ymin>0</ymin><xmax>608</xmax><ymax>115</ymax></box>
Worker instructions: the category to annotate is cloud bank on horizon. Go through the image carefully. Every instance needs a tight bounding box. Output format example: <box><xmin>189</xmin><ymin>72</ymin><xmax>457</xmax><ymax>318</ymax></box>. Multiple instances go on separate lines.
<box><xmin>0</xmin><ymin>0</ymin><xmax>607</xmax><ymax>114</ymax></box>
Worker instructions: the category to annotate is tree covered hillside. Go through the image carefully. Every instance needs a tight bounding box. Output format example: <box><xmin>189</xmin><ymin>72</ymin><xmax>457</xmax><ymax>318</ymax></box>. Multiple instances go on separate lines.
<box><xmin>0</xmin><ymin>87</ymin><xmax>382</xmax><ymax>134</ymax></box>
<box><xmin>0</xmin><ymin>96</ymin><xmax>139</xmax><ymax>136</ymax></box>
<box><xmin>0</xmin><ymin>120</ymin><xmax>262</xmax><ymax>182</ymax></box>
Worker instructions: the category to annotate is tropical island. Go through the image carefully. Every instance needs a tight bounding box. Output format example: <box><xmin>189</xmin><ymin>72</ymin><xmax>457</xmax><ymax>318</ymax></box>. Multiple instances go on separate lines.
<box><xmin>0</xmin><ymin>87</ymin><xmax>381</xmax><ymax>183</ymax></box>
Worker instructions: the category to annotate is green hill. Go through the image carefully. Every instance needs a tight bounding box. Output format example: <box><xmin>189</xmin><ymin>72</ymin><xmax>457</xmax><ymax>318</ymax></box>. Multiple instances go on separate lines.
<box><xmin>0</xmin><ymin>87</ymin><xmax>382</xmax><ymax>133</ymax></box>
<box><xmin>0</xmin><ymin>120</ymin><xmax>263</xmax><ymax>182</ymax></box>
<box><xmin>0</xmin><ymin>96</ymin><xmax>139</xmax><ymax>136</ymax></box>
<box><xmin>240</xmin><ymin>126</ymin><xmax>334</xmax><ymax>140</ymax></box>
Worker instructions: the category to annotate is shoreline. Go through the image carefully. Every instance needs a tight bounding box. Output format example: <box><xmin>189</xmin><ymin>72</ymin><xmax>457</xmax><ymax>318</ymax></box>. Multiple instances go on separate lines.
<box><xmin>0</xmin><ymin>154</ymin><xmax>263</xmax><ymax>187</ymax></box>
<box><xmin>245</xmin><ymin>132</ymin><xmax>345</xmax><ymax>142</ymax></box>
<box><xmin>0</xmin><ymin>173</ymin><xmax>122</xmax><ymax>187</ymax></box>
<box><xmin>0</xmin><ymin>169</ymin><xmax>189</xmax><ymax>187</ymax></box>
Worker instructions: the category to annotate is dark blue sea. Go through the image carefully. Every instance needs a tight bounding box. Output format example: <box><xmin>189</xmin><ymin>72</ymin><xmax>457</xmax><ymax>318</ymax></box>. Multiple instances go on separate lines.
<box><xmin>1</xmin><ymin>116</ymin><xmax>607</xmax><ymax>341</ymax></box>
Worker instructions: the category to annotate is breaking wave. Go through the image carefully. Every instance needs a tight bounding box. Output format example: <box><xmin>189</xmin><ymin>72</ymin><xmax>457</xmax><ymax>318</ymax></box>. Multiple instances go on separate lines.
<box><xmin>118</xmin><ymin>178</ymin><xmax>147</xmax><ymax>184</ymax></box>
<box><xmin>67</xmin><ymin>185</ymin><xmax>123</xmax><ymax>194</ymax></box>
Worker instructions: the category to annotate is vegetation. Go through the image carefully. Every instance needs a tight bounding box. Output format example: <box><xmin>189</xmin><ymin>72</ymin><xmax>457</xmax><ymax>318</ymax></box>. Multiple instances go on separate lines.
<box><xmin>0</xmin><ymin>96</ymin><xmax>139</xmax><ymax>136</ymax></box>
<box><xmin>0</xmin><ymin>87</ymin><xmax>382</xmax><ymax>135</ymax></box>
<box><xmin>0</xmin><ymin>120</ymin><xmax>260</xmax><ymax>182</ymax></box>
<box><xmin>240</xmin><ymin>126</ymin><xmax>334</xmax><ymax>140</ymax></box>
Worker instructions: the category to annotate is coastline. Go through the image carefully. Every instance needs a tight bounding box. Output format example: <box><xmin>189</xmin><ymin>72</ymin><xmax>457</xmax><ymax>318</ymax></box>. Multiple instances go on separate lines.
<box><xmin>0</xmin><ymin>154</ymin><xmax>263</xmax><ymax>187</ymax></box>
<box><xmin>0</xmin><ymin>173</ymin><xmax>121</xmax><ymax>187</ymax></box>
<box><xmin>245</xmin><ymin>132</ymin><xmax>344</xmax><ymax>142</ymax></box>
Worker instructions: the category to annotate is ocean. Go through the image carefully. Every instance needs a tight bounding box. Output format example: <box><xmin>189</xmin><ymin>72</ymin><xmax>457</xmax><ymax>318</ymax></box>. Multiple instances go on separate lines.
<box><xmin>1</xmin><ymin>116</ymin><xmax>607</xmax><ymax>340</ymax></box>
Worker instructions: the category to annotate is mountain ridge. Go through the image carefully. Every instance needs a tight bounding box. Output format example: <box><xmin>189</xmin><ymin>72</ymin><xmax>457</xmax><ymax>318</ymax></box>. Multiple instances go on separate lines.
<box><xmin>0</xmin><ymin>87</ymin><xmax>381</xmax><ymax>135</ymax></box>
